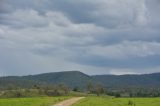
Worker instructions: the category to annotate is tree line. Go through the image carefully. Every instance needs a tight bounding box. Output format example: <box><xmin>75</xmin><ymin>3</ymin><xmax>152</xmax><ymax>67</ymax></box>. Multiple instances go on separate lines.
<box><xmin>1</xmin><ymin>81</ymin><xmax>160</xmax><ymax>98</ymax></box>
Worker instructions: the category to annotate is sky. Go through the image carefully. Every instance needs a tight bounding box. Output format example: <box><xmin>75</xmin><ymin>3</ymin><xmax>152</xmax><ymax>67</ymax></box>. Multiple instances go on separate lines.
<box><xmin>0</xmin><ymin>0</ymin><xmax>160</xmax><ymax>76</ymax></box>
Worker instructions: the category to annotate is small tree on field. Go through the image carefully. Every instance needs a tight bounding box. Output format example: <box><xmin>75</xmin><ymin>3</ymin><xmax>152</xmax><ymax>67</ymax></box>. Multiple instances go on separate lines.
<box><xmin>95</xmin><ymin>84</ymin><xmax>105</xmax><ymax>96</ymax></box>
<box><xmin>86</xmin><ymin>81</ymin><xmax>94</xmax><ymax>93</ymax></box>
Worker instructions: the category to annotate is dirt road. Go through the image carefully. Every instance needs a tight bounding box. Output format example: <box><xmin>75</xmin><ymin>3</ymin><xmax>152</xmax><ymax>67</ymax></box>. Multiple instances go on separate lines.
<box><xmin>53</xmin><ymin>97</ymin><xmax>85</xmax><ymax>106</ymax></box>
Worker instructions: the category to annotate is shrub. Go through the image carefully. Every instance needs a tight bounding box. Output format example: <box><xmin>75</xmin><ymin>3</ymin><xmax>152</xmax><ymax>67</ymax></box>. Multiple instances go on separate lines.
<box><xmin>128</xmin><ymin>100</ymin><xmax>134</xmax><ymax>105</ymax></box>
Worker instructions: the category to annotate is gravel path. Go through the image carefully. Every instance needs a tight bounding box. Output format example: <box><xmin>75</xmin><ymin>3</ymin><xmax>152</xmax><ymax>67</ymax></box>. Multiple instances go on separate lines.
<box><xmin>53</xmin><ymin>97</ymin><xmax>85</xmax><ymax>106</ymax></box>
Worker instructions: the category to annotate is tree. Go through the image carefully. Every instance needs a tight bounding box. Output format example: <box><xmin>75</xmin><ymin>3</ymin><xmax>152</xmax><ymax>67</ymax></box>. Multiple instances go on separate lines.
<box><xmin>95</xmin><ymin>84</ymin><xmax>105</xmax><ymax>96</ymax></box>
<box><xmin>115</xmin><ymin>93</ymin><xmax>121</xmax><ymax>98</ymax></box>
<box><xmin>58</xmin><ymin>84</ymin><xmax>69</xmax><ymax>95</ymax></box>
<box><xmin>73</xmin><ymin>86</ymin><xmax>80</xmax><ymax>92</ymax></box>
<box><xmin>33</xmin><ymin>84</ymin><xmax>40</xmax><ymax>89</ymax></box>
<box><xmin>86</xmin><ymin>81</ymin><xmax>93</xmax><ymax>93</ymax></box>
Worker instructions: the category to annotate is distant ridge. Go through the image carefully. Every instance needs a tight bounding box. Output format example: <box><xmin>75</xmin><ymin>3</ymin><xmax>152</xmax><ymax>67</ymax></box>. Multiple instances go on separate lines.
<box><xmin>1</xmin><ymin>71</ymin><xmax>160</xmax><ymax>89</ymax></box>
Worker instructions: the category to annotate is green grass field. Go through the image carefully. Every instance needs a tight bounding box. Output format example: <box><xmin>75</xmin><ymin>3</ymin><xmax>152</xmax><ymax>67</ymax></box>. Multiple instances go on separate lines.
<box><xmin>1</xmin><ymin>96</ymin><xmax>160</xmax><ymax>106</ymax></box>
<box><xmin>0</xmin><ymin>96</ymin><xmax>70</xmax><ymax>106</ymax></box>
<box><xmin>73</xmin><ymin>96</ymin><xmax>160</xmax><ymax>106</ymax></box>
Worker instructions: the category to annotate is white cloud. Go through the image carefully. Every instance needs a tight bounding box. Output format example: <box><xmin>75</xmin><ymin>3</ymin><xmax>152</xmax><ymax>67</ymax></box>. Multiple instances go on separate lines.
<box><xmin>109</xmin><ymin>69</ymin><xmax>137</xmax><ymax>75</ymax></box>
<box><xmin>88</xmin><ymin>41</ymin><xmax>160</xmax><ymax>59</ymax></box>
<box><xmin>1</xmin><ymin>9</ymin><xmax>106</xmax><ymax>49</ymax></box>
<box><xmin>109</xmin><ymin>66</ymin><xmax>160</xmax><ymax>75</ymax></box>
<box><xmin>0</xmin><ymin>28</ymin><xmax>4</xmax><ymax>35</ymax></box>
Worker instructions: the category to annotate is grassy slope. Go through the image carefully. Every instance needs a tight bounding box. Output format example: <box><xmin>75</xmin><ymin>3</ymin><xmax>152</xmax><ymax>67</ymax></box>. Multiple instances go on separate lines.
<box><xmin>0</xmin><ymin>97</ymin><xmax>70</xmax><ymax>106</ymax></box>
<box><xmin>73</xmin><ymin>96</ymin><xmax>160</xmax><ymax>106</ymax></box>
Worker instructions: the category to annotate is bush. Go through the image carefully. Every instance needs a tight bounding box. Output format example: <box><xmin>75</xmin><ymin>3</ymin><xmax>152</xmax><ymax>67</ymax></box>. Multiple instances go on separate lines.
<box><xmin>115</xmin><ymin>93</ymin><xmax>121</xmax><ymax>98</ymax></box>
<box><xmin>128</xmin><ymin>100</ymin><xmax>135</xmax><ymax>105</ymax></box>
<box><xmin>1</xmin><ymin>90</ymin><xmax>25</xmax><ymax>98</ymax></box>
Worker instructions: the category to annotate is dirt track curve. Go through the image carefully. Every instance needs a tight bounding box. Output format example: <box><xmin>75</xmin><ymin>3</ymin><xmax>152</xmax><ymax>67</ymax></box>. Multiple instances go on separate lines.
<box><xmin>53</xmin><ymin>97</ymin><xmax>85</xmax><ymax>106</ymax></box>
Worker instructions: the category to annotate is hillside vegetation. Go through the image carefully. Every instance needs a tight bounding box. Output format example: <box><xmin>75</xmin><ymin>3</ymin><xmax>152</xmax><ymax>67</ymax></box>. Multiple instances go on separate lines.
<box><xmin>1</xmin><ymin>71</ymin><xmax>160</xmax><ymax>90</ymax></box>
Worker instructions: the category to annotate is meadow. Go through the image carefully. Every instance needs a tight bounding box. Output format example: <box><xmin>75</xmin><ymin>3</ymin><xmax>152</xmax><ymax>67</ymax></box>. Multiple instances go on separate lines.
<box><xmin>0</xmin><ymin>96</ymin><xmax>70</xmax><ymax>106</ymax></box>
<box><xmin>73</xmin><ymin>96</ymin><xmax>160</xmax><ymax>106</ymax></box>
<box><xmin>1</xmin><ymin>96</ymin><xmax>160</xmax><ymax>106</ymax></box>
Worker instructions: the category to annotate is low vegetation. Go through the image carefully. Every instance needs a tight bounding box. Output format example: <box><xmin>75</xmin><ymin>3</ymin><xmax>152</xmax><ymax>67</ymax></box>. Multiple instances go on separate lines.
<box><xmin>72</xmin><ymin>96</ymin><xmax>160</xmax><ymax>106</ymax></box>
<box><xmin>0</xmin><ymin>84</ymin><xmax>70</xmax><ymax>98</ymax></box>
<box><xmin>0</xmin><ymin>96</ymin><xmax>70</xmax><ymax>106</ymax></box>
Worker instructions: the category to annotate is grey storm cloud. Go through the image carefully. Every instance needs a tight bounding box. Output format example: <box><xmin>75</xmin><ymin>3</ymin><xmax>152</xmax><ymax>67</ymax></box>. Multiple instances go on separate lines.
<box><xmin>0</xmin><ymin>0</ymin><xmax>150</xmax><ymax>27</ymax></box>
<box><xmin>0</xmin><ymin>0</ymin><xmax>160</xmax><ymax>76</ymax></box>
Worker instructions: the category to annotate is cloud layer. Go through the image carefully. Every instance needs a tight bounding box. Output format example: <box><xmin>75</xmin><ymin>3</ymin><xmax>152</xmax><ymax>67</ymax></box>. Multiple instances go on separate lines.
<box><xmin>0</xmin><ymin>0</ymin><xmax>160</xmax><ymax>76</ymax></box>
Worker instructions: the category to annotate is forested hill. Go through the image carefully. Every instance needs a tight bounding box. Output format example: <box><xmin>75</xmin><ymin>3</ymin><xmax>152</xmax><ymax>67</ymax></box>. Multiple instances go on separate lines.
<box><xmin>0</xmin><ymin>71</ymin><xmax>160</xmax><ymax>90</ymax></box>
<box><xmin>92</xmin><ymin>73</ymin><xmax>160</xmax><ymax>88</ymax></box>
